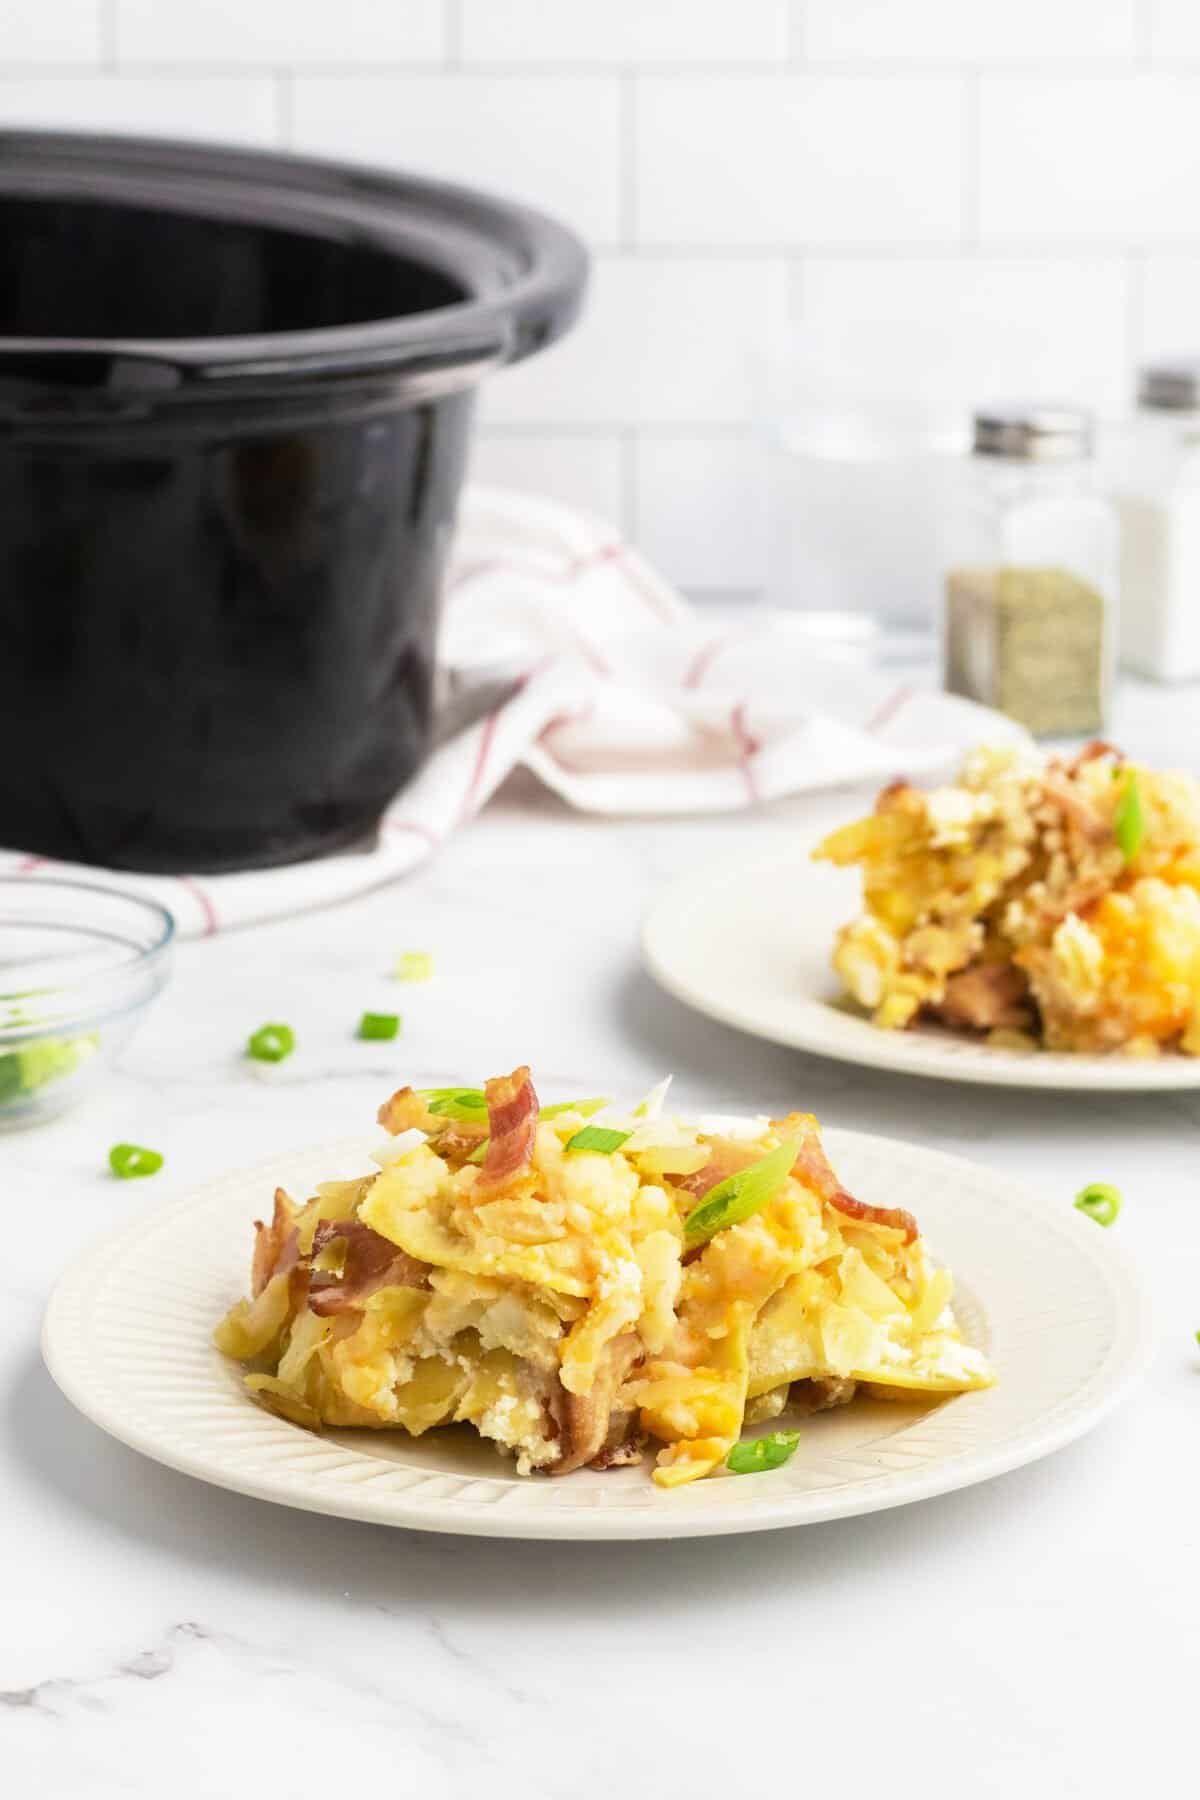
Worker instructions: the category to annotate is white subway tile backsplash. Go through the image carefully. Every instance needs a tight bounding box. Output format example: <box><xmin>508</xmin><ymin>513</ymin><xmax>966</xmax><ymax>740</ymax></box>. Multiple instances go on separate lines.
<box><xmin>470</xmin><ymin>433</ymin><xmax>626</xmax><ymax>525</ymax></box>
<box><xmin>635</xmin><ymin>75</ymin><xmax>965</xmax><ymax>247</ymax></box>
<box><xmin>1147</xmin><ymin>1</ymin><xmax>1200</xmax><ymax>59</ymax></box>
<box><xmin>483</xmin><ymin>256</ymin><xmax>788</xmax><ymax>425</ymax></box>
<box><xmin>3</xmin><ymin>3</ymin><xmax>1200</xmax><ymax>597</ymax></box>
<box><xmin>4</xmin><ymin>0</ymin><xmax>103</xmax><ymax>64</ymax></box>
<box><xmin>635</xmin><ymin>436</ymin><xmax>767</xmax><ymax>591</ymax></box>
<box><xmin>799</xmin><ymin>257</ymin><xmax>1130</xmax><ymax>414</ymax></box>
<box><xmin>461</xmin><ymin>1</ymin><xmax>789</xmax><ymax>66</ymax></box>
<box><xmin>802</xmin><ymin>0</ymin><xmax>1137</xmax><ymax>64</ymax></box>
<box><xmin>1138</xmin><ymin>259</ymin><xmax>1200</xmax><ymax>362</ymax></box>
<box><xmin>115</xmin><ymin>0</ymin><xmax>445</xmax><ymax>67</ymax></box>
<box><xmin>0</xmin><ymin>76</ymin><xmax>279</xmax><ymax>145</ymax></box>
<box><xmin>979</xmin><ymin>76</ymin><xmax>1200</xmax><ymax>245</ymax></box>
<box><xmin>290</xmin><ymin>75</ymin><xmax>621</xmax><ymax>245</ymax></box>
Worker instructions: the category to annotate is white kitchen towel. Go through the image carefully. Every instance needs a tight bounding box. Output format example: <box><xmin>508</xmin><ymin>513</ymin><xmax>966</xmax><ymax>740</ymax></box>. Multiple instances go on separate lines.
<box><xmin>0</xmin><ymin>485</ymin><xmax>1025</xmax><ymax>937</ymax></box>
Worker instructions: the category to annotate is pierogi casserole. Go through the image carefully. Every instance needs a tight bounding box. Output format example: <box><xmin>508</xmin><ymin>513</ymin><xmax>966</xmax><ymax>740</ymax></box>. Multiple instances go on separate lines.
<box><xmin>816</xmin><ymin>742</ymin><xmax>1200</xmax><ymax>1057</ymax></box>
<box><xmin>215</xmin><ymin>1069</ymin><xmax>992</xmax><ymax>1488</ymax></box>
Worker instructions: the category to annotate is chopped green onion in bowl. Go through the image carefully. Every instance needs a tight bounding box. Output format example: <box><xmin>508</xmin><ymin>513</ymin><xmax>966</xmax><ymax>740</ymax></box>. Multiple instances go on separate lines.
<box><xmin>0</xmin><ymin>1033</ymin><xmax>98</xmax><ymax>1108</ymax></box>
<box><xmin>1075</xmin><ymin>1182</ymin><xmax>1122</xmax><ymax>1227</ymax></box>
<box><xmin>394</xmin><ymin>950</ymin><xmax>434</xmax><ymax>983</ymax></box>
<box><xmin>1114</xmin><ymin>772</ymin><xmax>1145</xmax><ymax>864</ymax></box>
<box><xmin>683</xmin><ymin>1140</ymin><xmax>797</xmax><ymax>1248</ymax></box>
<box><xmin>564</xmin><ymin>1125</ymin><xmax>631</xmax><ymax>1154</ymax></box>
<box><xmin>109</xmin><ymin>1142</ymin><xmax>164</xmax><ymax>1180</ymax></box>
<box><xmin>726</xmin><ymin>1431</ymin><xmax>801</xmax><ymax>1475</ymax></box>
<box><xmin>247</xmin><ymin>1023</ymin><xmax>295</xmax><ymax>1064</ymax></box>
<box><xmin>358</xmin><ymin>1011</ymin><xmax>401</xmax><ymax>1042</ymax></box>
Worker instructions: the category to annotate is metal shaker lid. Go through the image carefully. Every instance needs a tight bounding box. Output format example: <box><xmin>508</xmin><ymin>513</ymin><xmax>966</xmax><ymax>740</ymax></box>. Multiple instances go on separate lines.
<box><xmin>1138</xmin><ymin>361</ymin><xmax>1200</xmax><ymax>412</ymax></box>
<box><xmin>972</xmin><ymin>404</ymin><xmax>1094</xmax><ymax>461</ymax></box>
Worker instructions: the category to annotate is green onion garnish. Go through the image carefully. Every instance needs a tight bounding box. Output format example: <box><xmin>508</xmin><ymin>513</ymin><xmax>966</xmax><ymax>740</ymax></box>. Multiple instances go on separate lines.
<box><xmin>1074</xmin><ymin>1182</ymin><xmax>1122</xmax><ymax>1227</ymax></box>
<box><xmin>109</xmin><ymin>1142</ymin><xmax>164</xmax><ymax>1180</ymax></box>
<box><xmin>564</xmin><ymin>1125</ymin><xmax>631</xmax><ymax>1154</ymax></box>
<box><xmin>1114</xmin><ymin>772</ymin><xmax>1145</xmax><ymax>864</ymax></box>
<box><xmin>540</xmin><ymin>1097</ymin><xmax>610</xmax><ymax>1120</ymax></box>
<box><xmin>726</xmin><ymin>1431</ymin><xmax>801</xmax><ymax>1475</ymax></box>
<box><xmin>683</xmin><ymin>1140</ymin><xmax>797</xmax><ymax>1248</ymax></box>
<box><xmin>358</xmin><ymin>1012</ymin><xmax>401</xmax><ymax>1042</ymax></box>
<box><xmin>467</xmin><ymin>1139</ymin><xmax>489</xmax><ymax>1165</ymax></box>
<box><xmin>421</xmin><ymin>1087</ymin><xmax>488</xmax><ymax>1120</ymax></box>
<box><xmin>247</xmin><ymin>1023</ymin><xmax>295</xmax><ymax>1064</ymax></box>
<box><xmin>394</xmin><ymin>950</ymin><xmax>434</xmax><ymax>983</ymax></box>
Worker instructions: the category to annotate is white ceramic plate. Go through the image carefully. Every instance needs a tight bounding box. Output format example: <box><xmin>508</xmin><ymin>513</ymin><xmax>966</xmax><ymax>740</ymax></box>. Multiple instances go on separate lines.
<box><xmin>42</xmin><ymin>1129</ymin><xmax>1151</xmax><ymax>1541</ymax></box>
<box><xmin>643</xmin><ymin>845</ymin><xmax>1200</xmax><ymax>1091</ymax></box>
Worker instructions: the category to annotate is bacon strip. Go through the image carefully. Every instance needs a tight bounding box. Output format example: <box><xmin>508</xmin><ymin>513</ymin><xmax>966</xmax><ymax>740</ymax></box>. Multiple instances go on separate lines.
<box><xmin>933</xmin><ymin>962</ymin><xmax>1032</xmax><ymax>1032</ymax></box>
<box><xmin>1065</xmin><ymin>739</ymin><xmax>1123</xmax><ymax>775</ymax></box>
<box><xmin>476</xmin><ymin>1065</ymin><xmax>539</xmax><ymax>1190</ymax></box>
<box><xmin>431</xmin><ymin>1120</ymin><xmax>489</xmax><ymax>1161</ymax></box>
<box><xmin>251</xmin><ymin>1188</ymin><xmax>300</xmax><ymax>1298</ymax></box>
<box><xmin>307</xmin><ymin>1219</ymin><xmax>430</xmax><ymax>1316</ymax></box>
<box><xmin>778</xmin><ymin>1116</ymin><xmax>920</xmax><ymax>1242</ymax></box>
<box><xmin>549</xmin><ymin>1333</ymin><xmax>642</xmax><ymax>1476</ymax></box>
<box><xmin>828</xmin><ymin>1189</ymin><xmax>918</xmax><ymax>1244</ymax></box>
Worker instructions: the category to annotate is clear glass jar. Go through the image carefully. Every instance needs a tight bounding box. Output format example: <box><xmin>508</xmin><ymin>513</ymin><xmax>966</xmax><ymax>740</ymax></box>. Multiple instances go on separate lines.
<box><xmin>1116</xmin><ymin>361</ymin><xmax>1200</xmax><ymax>682</ymax></box>
<box><xmin>761</xmin><ymin>319</ymin><xmax>966</xmax><ymax>663</ymax></box>
<box><xmin>943</xmin><ymin>405</ymin><xmax>1117</xmax><ymax>737</ymax></box>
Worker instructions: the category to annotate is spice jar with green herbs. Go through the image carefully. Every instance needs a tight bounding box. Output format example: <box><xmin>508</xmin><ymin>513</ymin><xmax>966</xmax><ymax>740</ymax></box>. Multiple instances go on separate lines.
<box><xmin>943</xmin><ymin>405</ymin><xmax>1117</xmax><ymax>736</ymax></box>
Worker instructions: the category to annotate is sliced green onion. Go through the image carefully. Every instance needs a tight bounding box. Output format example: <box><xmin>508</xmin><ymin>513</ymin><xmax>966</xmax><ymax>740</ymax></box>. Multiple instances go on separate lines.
<box><xmin>726</xmin><ymin>1431</ymin><xmax>801</xmax><ymax>1475</ymax></box>
<box><xmin>358</xmin><ymin>1011</ymin><xmax>401</xmax><ymax>1042</ymax></box>
<box><xmin>421</xmin><ymin>1087</ymin><xmax>488</xmax><ymax>1120</ymax></box>
<box><xmin>684</xmin><ymin>1139</ymin><xmax>797</xmax><ymax>1248</ymax></box>
<box><xmin>394</xmin><ymin>950</ymin><xmax>434</xmax><ymax>983</ymax></box>
<box><xmin>109</xmin><ymin>1142</ymin><xmax>164</xmax><ymax>1180</ymax></box>
<box><xmin>466</xmin><ymin>1139</ymin><xmax>489</xmax><ymax>1165</ymax></box>
<box><xmin>1114</xmin><ymin>772</ymin><xmax>1145</xmax><ymax>864</ymax></box>
<box><xmin>540</xmin><ymin>1096</ymin><xmax>611</xmax><ymax>1121</ymax></box>
<box><xmin>1074</xmin><ymin>1182</ymin><xmax>1122</xmax><ymax>1227</ymax></box>
<box><xmin>247</xmin><ymin>1023</ymin><xmax>295</xmax><ymax>1063</ymax></box>
<box><xmin>564</xmin><ymin>1125</ymin><xmax>632</xmax><ymax>1154</ymax></box>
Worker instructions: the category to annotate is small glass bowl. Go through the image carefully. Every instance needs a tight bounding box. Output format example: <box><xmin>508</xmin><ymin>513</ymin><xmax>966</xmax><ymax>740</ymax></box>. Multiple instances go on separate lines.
<box><xmin>0</xmin><ymin>878</ymin><xmax>175</xmax><ymax>1127</ymax></box>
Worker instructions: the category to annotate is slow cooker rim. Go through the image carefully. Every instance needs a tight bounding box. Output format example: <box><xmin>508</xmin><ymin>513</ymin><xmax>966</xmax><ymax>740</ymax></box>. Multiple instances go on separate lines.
<box><xmin>0</xmin><ymin>128</ymin><xmax>588</xmax><ymax>400</ymax></box>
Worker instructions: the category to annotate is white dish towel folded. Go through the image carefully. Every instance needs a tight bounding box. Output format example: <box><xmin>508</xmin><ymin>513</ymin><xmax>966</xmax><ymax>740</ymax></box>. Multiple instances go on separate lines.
<box><xmin>1</xmin><ymin>486</ymin><xmax>1025</xmax><ymax>937</ymax></box>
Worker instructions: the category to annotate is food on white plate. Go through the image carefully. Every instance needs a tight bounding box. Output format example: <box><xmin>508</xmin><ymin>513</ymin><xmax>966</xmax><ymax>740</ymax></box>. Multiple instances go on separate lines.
<box><xmin>816</xmin><ymin>741</ymin><xmax>1200</xmax><ymax>1057</ymax></box>
<box><xmin>215</xmin><ymin>1068</ymin><xmax>992</xmax><ymax>1488</ymax></box>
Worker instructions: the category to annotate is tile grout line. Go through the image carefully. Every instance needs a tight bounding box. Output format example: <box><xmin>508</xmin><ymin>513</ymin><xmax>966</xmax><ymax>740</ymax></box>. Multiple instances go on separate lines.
<box><xmin>443</xmin><ymin>0</ymin><xmax>463</xmax><ymax>68</ymax></box>
<box><xmin>962</xmin><ymin>68</ymin><xmax>980</xmax><ymax>251</ymax></box>
<box><xmin>1125</xmin><ymin>250</ymin><xmax>1146</xmax><ymax>397</ymax></box>
<box><xmin>788</xmin><ymin>0</ymin><xmax>807</xmax><ymax>65</ymax></box>
<box><xmin>275</xmin><ymin>67</ymin><xmax>294</xmax><ymax>147</ymax></box>
<box><xmin>619</xmin><ymin>68</ymin><xmax>637</xmax><ymax>251</ymax></box>
<box><xmin>621</xmin><ymin>428</ymin><xmax>640</xmax><ymax>546</ymax></box>
<box><xmin>99</xmin><ymin>0</ymin><xmax>118</xmax><ymax>69</ymax></box>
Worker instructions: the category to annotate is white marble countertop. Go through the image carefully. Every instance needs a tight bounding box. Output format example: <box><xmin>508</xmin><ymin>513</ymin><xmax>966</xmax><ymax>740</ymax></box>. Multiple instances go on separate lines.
<box><xmin>4</xmin><ymin>679</ymin><xmax>1200</xmax><ymax>1797</ymax></box>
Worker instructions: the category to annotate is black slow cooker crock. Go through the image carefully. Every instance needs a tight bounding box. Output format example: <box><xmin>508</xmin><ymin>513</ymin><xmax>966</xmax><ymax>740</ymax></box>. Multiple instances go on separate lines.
<box><xmin>0</xmin><ymin>131</ymin><xmax>586</xmax><ymax>872</ymax></box>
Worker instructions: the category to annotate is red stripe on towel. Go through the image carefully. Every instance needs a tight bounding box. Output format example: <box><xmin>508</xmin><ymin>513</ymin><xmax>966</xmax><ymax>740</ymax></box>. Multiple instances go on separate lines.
<box><xmin>730</xmin><ymin>702</ymin><xmax>762</xmax><ymax>805</ymax></box>
<box><xmin>177</xmin><ymin>875</ymin><xmax>219</xmax><ymax>937</ymax></box>
<box><xmin>865</xmin><ymin>684</ymin><xmax>914</xmax><ymax>735</ymax></box>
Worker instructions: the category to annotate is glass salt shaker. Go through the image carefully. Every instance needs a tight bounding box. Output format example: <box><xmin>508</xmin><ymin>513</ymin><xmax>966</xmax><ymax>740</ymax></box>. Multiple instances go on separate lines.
<box><xmin>1117</xmin><ymin>360</ymin><xmax>1200</xmax><ymax>682</ymax></box>
<box><xmin>943</xmin><ymin>405</ymin><xmax>1117</xmax><ymax>737</ymax></box>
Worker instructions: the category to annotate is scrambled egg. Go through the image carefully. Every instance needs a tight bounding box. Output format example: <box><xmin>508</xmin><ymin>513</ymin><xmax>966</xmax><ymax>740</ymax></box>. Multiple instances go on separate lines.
<box><xmin>816</xmin><ymin>742</ymin><xmax>1200</xmax><ymax>1056</ymax></box>
<box><xmin>215</xmin><ymin>1072</ymin><xmax>992</xmax><ymax>1488</ymax></box>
